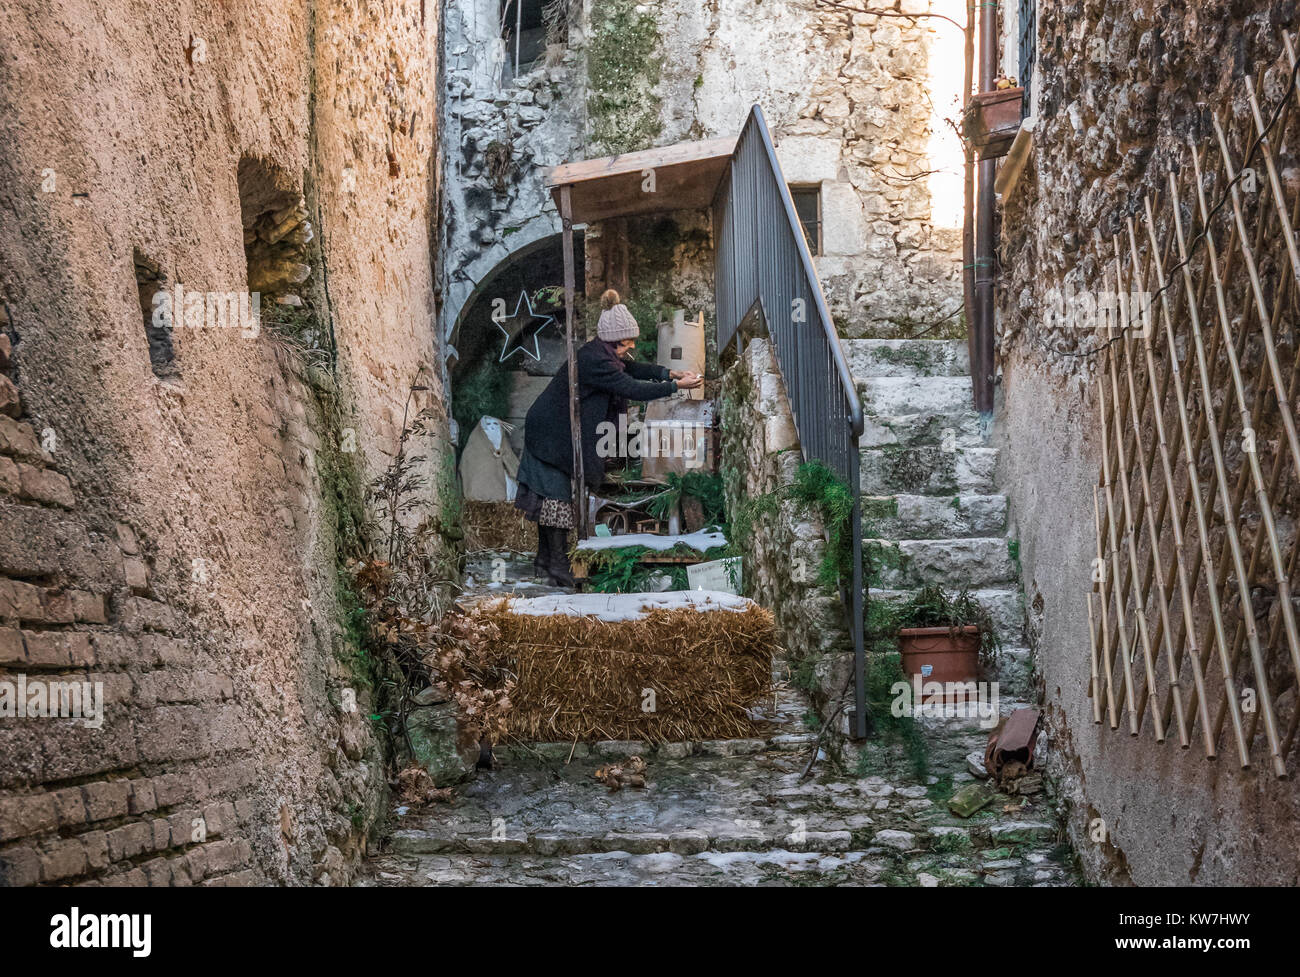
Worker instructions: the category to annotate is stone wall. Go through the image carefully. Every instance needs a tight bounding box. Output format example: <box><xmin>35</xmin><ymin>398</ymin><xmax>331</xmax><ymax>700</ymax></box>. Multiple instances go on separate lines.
<box><xmin>440</xmin><ymin>0</ymin><xmax>966</xmax><ymax>363</ymax></box>
<box><xmin>721</xmin><ymin>338</ymin><xmax>852</xmax><ymax>712</ymax></box>
<box><xmin>993</xmin><ymin>0</ymin><xmax>1300</xmax><ymax>885</ymax></box>
<box><xmin>0</xmin><ymin>0</ymin><xmax>445</xmax><ymax>886</ymax></box>
<box><xmin>657</xmin><ymin>0</ymin><xmax>966</xmax><ymax>338</ymax></box>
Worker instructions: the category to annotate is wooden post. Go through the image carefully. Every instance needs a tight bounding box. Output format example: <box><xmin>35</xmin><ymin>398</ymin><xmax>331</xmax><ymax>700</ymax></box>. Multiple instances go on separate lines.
<box><xmin>560</xmin><ymin>185</ymin><xmax>588</xmax><ymax>539</ymax></box>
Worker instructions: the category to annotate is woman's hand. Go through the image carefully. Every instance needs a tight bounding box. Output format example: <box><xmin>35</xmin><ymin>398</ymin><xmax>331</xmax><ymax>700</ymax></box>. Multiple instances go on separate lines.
<box><xmin>672</xmin><ymin>371</ymin><xmax>703</xmax><ymax>389</ymax></box>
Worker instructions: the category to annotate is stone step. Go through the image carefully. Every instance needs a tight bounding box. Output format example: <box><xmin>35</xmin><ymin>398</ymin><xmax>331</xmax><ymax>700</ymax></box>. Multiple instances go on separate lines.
<box><xmin>387</xmin><ymin>824</ymin><xmax>864</xmax><ymax>858</ymax></box>
<box><xmin>867</xmin><ymin>537</ymin><xmax>1018</xmax><ymax>589</ymax></box>
<box><xmin>361</xmin><ymin>843</ymin><xmax>1073</xmax><ymax>886</ymax></box>
<box><xmin>843</xmin><ymin>338</ymin><xmax>971</xmax><ymax>378</ymax></box>
<box><xmin>870</xmin><ymin>586</ymin><xmax>1026</xmax><ymax>644</ymax></box>
<box><xmin>491</xmin><ymin>734</ymin><xmax>815</xmax><ymax>764</ymax></box>
<box><xmin>860</xmin><ymin>446</ymin><xmax>998</xmax><ymax>495</ymax></box>
<box><xmin>863</xmin><ymin>493</ymin><xmax>1008</xmax><ymax>539</ymax></box>
<box><xmin>859</xmin><ymin>375</ymin><xmax>975</xmax><ymax>418</ymax></box>
<box><xmin>860</xmin><ymin>410</ymin><xmax>984</xmax><ymax>449</ymax></box>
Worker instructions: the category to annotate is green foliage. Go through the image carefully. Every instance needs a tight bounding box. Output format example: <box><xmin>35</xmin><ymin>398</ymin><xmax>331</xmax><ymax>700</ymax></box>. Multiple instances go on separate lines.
<box><xmin>335</xmin><ymin>577</ymin><xmax>375</xmax><ymax>691</ymax></box>
<box><xmin>858</xmin><ymin>652</ymin><xmax>929</xmax><ymax>781</ymax></box>
<box><xmin>787</xmin><ymin>460</ymin><xmax>855</xmax><ymax>590</ymax></box>
<box><xmin>584</xmin><ymin>545</ymin><xmax>651</xmax><ymax>593</ymax></box>
<box><xmin>452</xmin><ymin>360</ymin><xmax>511</xmax><ymax>453</ymax></box>
<box><xmin>933</xmin><ymin>831</ymin><xmax>972</xmax><ymax>854</ymax></box>
<box><xmin>579</xmin><ymin>539</ymin><xmax>731</xmax><ymax>593</ymax></box>
<box><xmin>647</xmin><ymin>471</ymin><xmax>726</xmax><ymax>526</ymax></box>
<box><xmin>624</xmin><ymin>287</ymin><xmax>664</xmax><ymax>363</ymax></box>
<box><xmin>587</xmin><ymin>0</ymin><xmax>664</xmax><ymax>155</ymax></box>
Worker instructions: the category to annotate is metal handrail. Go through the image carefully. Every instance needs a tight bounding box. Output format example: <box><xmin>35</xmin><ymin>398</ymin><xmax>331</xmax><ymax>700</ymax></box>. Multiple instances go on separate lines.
<box><xmin>714</xmin><ymin>104</ymin><xmax>868</xmax><ymax>738</ymax></box>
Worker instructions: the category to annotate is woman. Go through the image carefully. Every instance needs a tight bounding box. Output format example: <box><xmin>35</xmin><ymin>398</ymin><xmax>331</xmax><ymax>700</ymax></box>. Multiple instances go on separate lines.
<box><xmin>514</xmin><ymin>289</ymin><xmax>702</xmax><ymax>586</ymax></box>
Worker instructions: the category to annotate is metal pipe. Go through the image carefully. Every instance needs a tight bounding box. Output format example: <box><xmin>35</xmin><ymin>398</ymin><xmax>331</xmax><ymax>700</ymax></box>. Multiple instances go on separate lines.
<box><xmin>973</xmin><ymin>0</ymin><xmax>998</xmax><ymax>416</ymax></box>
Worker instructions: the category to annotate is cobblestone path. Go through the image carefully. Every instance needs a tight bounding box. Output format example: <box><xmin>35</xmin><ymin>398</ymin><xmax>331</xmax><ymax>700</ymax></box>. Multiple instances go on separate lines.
<box><xmin>358</xmin><ymin>559</ymin><xmax>1080</xmax><ymax>888</ymax></box>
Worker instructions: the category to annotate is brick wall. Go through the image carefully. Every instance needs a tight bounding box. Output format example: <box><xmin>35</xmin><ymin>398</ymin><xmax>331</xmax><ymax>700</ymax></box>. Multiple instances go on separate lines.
<box><xmin>0</xmin><ymin>0</ymin><xmax>444</xmax><ymax>886</ymax></box>
<box><xmin>0</xmin><ymin>320</ymin><xmax>264</xmax><ymax>885</ymax></box>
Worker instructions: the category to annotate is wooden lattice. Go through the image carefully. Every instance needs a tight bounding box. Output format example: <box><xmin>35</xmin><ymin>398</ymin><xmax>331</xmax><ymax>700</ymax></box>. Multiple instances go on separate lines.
<box><xmin>1087</xmin><ymin>40</ymin><xmax>1300</xmax><ymax>778</ymax></box>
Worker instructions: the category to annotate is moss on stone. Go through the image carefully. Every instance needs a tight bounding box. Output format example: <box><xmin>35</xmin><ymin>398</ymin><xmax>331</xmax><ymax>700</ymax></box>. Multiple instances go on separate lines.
<box><xmin>587</xmin><ymin>0</ymin><xmax>663</xmax><ymax>155</ymax></box>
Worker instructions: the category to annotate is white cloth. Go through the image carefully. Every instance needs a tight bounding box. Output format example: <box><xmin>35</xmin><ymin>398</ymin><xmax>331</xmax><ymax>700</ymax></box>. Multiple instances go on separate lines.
<box><xmin>459</xmin><ymin>416</ymin><xmax>519</xmax><ymax>501</ymax></box>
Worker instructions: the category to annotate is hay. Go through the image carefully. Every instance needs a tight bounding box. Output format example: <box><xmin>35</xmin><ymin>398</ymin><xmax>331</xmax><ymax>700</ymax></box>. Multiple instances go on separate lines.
<box><xmin>469</xmin><ymin>593</ymin><xmax>775</xmax><ymax>743</ymax></box>
<box><xmin>463</xmin><ymin>500</ymin><xmax>537</xmax><ymax>552</ymax></box>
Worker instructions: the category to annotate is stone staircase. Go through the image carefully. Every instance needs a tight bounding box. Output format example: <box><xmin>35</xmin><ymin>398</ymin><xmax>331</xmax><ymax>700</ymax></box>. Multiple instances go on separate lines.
<box><xmin>845</xmin><ymin>339</ymin><xmax>1033</xmax><ymax>698</ymax></box>
<box><xmin>357</xmin><ymin>683</ymin><xmax>1072</xmax><ymax>887</ymax></box>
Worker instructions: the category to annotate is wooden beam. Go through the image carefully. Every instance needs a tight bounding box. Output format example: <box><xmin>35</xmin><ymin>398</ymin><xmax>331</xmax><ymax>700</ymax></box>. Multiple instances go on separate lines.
<box><xmin>547</xmin><ymin>139</ymin><xmax>736</xmax><ymax>224</ymax></box>
<box><xmin>545</xmin><ymin>137</ymin><xmax>735</xmax><ymax>188</ymax></box>
<box><xmin>560</xmin><ymin>185</ymin><xmax>588</xmax><ymax>540</ymax></box>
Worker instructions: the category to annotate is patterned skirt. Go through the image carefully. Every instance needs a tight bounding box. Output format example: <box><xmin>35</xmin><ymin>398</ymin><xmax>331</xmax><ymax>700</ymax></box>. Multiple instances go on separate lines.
<box><xmin>515</xmin><ymin>447</ymin><xmax>575</xmax><ymax>529</ymax></box>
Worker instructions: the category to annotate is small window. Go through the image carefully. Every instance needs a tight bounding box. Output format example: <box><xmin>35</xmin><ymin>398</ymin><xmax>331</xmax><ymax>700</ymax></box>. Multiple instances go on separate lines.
<box><xmin>501</xmin><ymin>0</ymin><xmax>564</xmax><ymax>83</ymax></box>
<box><xmin>1018</xmin><ymin>0</ymin><xmax>1037</xmax><ymax>115</ymax></box>
<box><xmin>791</xmin><ymin>186</ymin><xmax>822</xmax><ymax>256</ymax></box>
<box><xmin>134</xmin><ymin>248</ymin><xmax>177</xmax><ymax>379</ymax></box>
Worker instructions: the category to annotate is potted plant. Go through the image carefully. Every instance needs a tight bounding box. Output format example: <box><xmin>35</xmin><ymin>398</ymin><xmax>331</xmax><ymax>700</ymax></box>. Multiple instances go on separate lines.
<box><xmin>892</xmin><ymin>586</ymin><xmax>999</xmax><ymax>685</ymax></box>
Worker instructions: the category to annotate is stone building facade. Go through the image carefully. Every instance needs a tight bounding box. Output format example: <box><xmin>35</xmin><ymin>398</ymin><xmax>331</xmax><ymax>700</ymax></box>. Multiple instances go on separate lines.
<box><xmin>992</xmin><ymin>0</ymin><xmax>1300</xmax><ymax>885</ymax></box>
<box><xmin>440</xmin><ymin>0</ymin><xmax>966</xmax><ymax>446</ymax></box>
<box><xmin>0</xmin><ymin>1</ymin><xmax>448</xmax><ymax>886</ymax></box>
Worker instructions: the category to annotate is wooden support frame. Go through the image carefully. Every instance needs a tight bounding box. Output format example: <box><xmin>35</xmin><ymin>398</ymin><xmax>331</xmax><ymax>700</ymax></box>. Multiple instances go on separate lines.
<box><xmin>559</xmin><ymin>185</ymin><xmax>588</xmax><ymax>540</ymax></box>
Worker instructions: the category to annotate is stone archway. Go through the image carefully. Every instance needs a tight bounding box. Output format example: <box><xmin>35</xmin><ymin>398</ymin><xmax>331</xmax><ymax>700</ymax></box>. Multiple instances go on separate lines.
<box><xmin>448</xmin><ymin>231</ymin><xmax>584</xmax><ymax>456</ymax></box>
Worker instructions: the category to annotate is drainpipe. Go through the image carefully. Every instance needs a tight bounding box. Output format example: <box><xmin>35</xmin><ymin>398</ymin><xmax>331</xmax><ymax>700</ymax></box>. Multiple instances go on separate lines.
<box><xmin>974</xmin><ymin>0</ymin><xmax>998</xmax><ymax>419</ymax></box>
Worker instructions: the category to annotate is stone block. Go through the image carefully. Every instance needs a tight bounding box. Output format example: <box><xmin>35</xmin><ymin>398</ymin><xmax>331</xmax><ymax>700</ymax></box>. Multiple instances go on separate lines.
<box><xmin>52</xmin><ymin>787</ymin><xmax>87</xmax><ymax>828</ymax></box>
<box><xmin>40</xmin><ymin>840</ymin><xmax>88</xmax><ymax>881</ymax></box>
<box><xmin>0</xmin><ymin>416</ymin><xmax>48</xmax><ymax>463</ymax></box>
<box><xmin>81</xmin><ymin>830</ymin><xmax>109</xmax><ymax>869</ymax></box>
<box><xmin>69</xmin><ymin>590</ymin><xmax>107</xmax><ymax>623</ymax></box>
<box><xmin>105</xmin><ymin>820</ymin><xmax>151</xmax><ymax>862</ymax></box>
<box><xmin>18</xmin><ymin>463</ymin><xmax>74</xmax><ymax>507</ymax></box>
<box><xmin>127</xmin><ymin>780</ymin><xmax>157</xmax><ymax>815</ymax></box>
<box><xmin>81</xmin><ymin>781</ymin><xmax>130</xmax><ymax>821</ymax></box>
<box><xmin>403</xmin><ymin>703</ymin><xmax>475</xmax><ymax>787</ymax></box>
<box><xmin>0</xmin><ymin>455</ymin><xmax>18</xmax><ymax>495</ymax></box>
<box><xmin>0</xmin><ymin>578</ymin><xmax>42</xmax><ymax>622</ymax></box>
<box><xmin>0</xmin><ymin>845</ymin><xmax>41</xmax><ymax>886</ymax></box>
<box><xmin>0</xmin><ymin>792</ymin><xmax>58</xmax><ymax>841</ymax></box>
<box><xmin>0</xmin><ymin>374</ymin><xmax>19</xmax><ymax>417</ymax></box>
<box><xmin>0</xmin><ymin>626</ymin><xmax>23</xmax><ymax>665</ymax></box>
<box><xmin>22</xmin><ymin>630</ymin><xmax>70</xmax><ymax>666</ymax></box>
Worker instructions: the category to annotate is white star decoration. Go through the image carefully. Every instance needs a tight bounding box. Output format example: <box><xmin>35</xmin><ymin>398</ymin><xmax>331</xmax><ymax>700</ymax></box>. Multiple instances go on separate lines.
<box><xmin>495</xmin><ymin>289</ymin><xmax>557</xmax><ymax>363</ymax></box>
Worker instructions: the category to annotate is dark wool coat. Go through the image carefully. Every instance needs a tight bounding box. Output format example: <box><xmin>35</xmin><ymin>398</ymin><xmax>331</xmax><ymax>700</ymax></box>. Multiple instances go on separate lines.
<box><xmin>525</xmin><ymin>338</ymin><xmax>676</xmax><ymax>489</ymax></box>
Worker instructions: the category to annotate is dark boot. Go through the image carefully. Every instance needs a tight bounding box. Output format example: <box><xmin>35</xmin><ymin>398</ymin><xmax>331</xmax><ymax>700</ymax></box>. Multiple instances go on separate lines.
<box><xmin>532</xmin><ymin>524</ymin><xmax>551</xmax><ymax>579</ymax></box>
<box><xmin>544</xmin><ymin>527</ymin><xmax>578</xmax><ymax>589</ymax></box>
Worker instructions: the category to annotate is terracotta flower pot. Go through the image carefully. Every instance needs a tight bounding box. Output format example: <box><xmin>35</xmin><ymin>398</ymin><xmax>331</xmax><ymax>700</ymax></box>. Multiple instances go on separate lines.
<box><xmin>898</xmin><ymin>625</ymin><xmax>981</xmax><ymax>685</ymax></box>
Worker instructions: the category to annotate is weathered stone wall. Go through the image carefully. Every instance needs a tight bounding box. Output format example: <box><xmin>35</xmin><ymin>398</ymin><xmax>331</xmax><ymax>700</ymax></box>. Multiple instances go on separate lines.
<box><xmin>657</xmin><ymin>0</ymin><xmax>965</xmax><ymax>338</ymax></box>
<box><xmin>994</xmin><ymin>0</ymin><xmax>1300</xmax><ymax>885</ymax></box>
<box><xmin>721</xmin><ymin>338</ymin><xmax>852</xmax><ymax>711</ymax></box>
<box><xmin>441</xmin><ymin>0</ymin><xmax>588</xmax><ymax>349</ymax></box>
<box><xmin>0</xmin><ymin>0</ymin><xmax>445</xmax><ymax>886</ymax></box>
<box><xmin>441</xmin><ymin>0</ymin><xmax>965</xmax><ymax>360</ymax></box>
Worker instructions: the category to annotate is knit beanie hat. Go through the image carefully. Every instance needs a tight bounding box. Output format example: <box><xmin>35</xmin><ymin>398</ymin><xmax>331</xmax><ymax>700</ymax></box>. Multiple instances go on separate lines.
<box><xmin>596</xmin><ymin>289</ymin><xmax>639</xmax><ymax>341</ymax></box>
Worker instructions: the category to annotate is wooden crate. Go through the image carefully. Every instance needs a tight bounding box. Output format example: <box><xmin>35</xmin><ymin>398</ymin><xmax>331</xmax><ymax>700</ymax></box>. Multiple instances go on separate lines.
<box><xmin>964</xmin><ymin>87</ymin><xmax>1024</xmax><ymax>160</ymax></box>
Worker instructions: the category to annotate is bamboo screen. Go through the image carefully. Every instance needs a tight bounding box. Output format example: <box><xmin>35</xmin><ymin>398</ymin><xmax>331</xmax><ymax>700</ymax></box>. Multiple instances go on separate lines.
<box><xmin>1087</xmin><ymin>40</ymin><xmax>1300</xmax><ymax>778</ymax></box>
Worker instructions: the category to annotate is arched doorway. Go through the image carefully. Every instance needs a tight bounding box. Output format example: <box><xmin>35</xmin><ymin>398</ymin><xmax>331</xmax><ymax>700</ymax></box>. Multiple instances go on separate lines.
<box><xmin>449</xmin><ymin>231</ymin><xmax>584</xmax><ymax>456</ymax></box>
